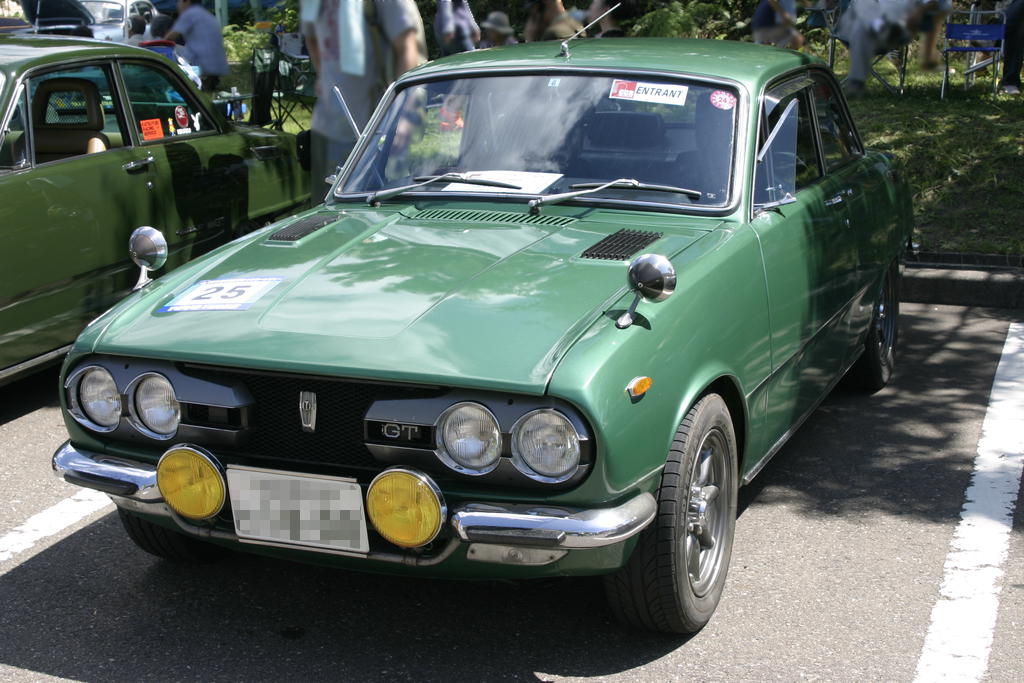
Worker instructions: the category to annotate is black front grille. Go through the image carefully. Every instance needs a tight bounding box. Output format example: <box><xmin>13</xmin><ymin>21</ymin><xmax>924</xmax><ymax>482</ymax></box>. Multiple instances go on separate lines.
<box><xmin>581</xmin><ymin>229</ymin><xmax>663</xmax><ymax>260</ymax></box>
<box><xmin>189</xmin><ymin>368</ymin><xmax>445</xmax><ymax>472</ymax></box>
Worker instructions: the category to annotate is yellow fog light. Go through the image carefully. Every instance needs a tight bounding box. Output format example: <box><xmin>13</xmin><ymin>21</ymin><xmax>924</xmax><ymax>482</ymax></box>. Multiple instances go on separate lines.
<box><xmin>156</xmin><ymin>446</ymin><xmax>225</xmax><ymax>520</ymax></box>
<box><xmin>366</xmin><ymin>468</ymin><xmax>446</xmax><ymax>548</ymax></box>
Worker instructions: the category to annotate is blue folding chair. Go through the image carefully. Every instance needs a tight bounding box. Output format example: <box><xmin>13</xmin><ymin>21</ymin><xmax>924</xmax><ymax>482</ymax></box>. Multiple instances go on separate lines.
<box><xmin>941</xmin><ymin>9</ymin><xmax>1006</xmax><ymax>98</ymax></box>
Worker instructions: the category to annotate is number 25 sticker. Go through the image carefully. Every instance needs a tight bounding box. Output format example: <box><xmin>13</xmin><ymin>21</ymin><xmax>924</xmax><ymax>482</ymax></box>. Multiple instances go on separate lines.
<box><xmin>159</xmin><ymin>277</ymin><xmax>284</xmax><ymax>312</ymax></box>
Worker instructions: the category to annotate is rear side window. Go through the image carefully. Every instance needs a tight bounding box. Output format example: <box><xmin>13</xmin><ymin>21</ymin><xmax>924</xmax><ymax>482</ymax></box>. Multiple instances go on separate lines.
<box><xmin>120</xmin><ymin>62</ymin><xmax>211</xmax><ymax>142</ymax></box>
<box><xmin>810</xmin><ymin>74</ymin><xmax>860</xmax><ymax>170</ymax></box>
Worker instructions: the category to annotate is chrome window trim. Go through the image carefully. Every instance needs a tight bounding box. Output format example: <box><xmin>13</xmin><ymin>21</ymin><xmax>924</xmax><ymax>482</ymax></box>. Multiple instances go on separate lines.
<box><xmin>510</xmin><ymin>408</ymin><xmax>583</xmax><ymax>484</ymax></box>
<box><xmin>126</xmin><ymin>371</ymin><xmax>179</xmax><ymax>440</ymax></box>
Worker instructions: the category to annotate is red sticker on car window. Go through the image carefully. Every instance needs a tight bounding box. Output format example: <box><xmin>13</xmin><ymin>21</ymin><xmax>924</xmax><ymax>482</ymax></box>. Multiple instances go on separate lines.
<box><xmin>139</xmin><ymin>118</ymin><xmax>164</xmax><ymax>140</ymax></box>
<box><xmin>174</xmin><ymin>105</ymin><xmax>189</xmax><ymax>128</ymax></box>
<box><xmin>710</xmin><ymin>90</ymin><xmax>737</xmax><ymax>110</ymax></box>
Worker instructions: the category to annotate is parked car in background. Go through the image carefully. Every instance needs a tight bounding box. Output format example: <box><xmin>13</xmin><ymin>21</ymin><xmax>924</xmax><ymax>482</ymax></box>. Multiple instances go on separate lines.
<box><xmin>52</xmin><ymin>38</ymin><xmax>912</xmax><ymax>633</ymax></box>
<box><xmin>18</xmin><ymin>0</ymin><xmax>160</xmax><ymax>41</ymax></box>
<box><xmin>0</xmin><ymin>35</ymin><xmax>309</xmax><ymax>385</ymax></box>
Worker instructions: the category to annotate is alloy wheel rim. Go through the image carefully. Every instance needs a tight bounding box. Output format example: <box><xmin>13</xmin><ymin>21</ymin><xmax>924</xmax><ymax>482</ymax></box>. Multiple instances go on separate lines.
<box><xmin>874</xmin><ymin>274</ymin><xmax>897</xmax><ymax>360</ymax></box>
<box><xmin>683</xmin><ymin>428</ymin><xmax>730</xmax><ymax>597</ymax></box>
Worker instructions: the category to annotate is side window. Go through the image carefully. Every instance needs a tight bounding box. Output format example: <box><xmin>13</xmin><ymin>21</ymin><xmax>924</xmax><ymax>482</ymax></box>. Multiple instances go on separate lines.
<box><xmin>0</xmin><ymin>89</ymin><xmax>29</xmax><ymax>170</ymax></box>
<box><xmin>755</xmin><ymin>86</ymin><xmax>820</xmax><ymax>206</ymax></box>
<box><xmin>28</xmin><ymin>64</ymin><xmax>127</xmax><ymax>164</ymax></box>
<box><xmin>810</xmin><ymin>74</ymin><xmax>860</xmax><ymax>170</ymax></box>
<box><xmin>121</xmin><ymin>62</ymin><xmax>211</xmax><ymax>143</ymax></box>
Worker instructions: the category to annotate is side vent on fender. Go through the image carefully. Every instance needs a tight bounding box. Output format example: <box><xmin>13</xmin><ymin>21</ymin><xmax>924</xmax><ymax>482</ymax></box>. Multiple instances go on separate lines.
<box><xmin>268</xmin><ymin>214</ymin><xmax>335</xmax><ymax>242</ymax></box>
<box><xmin>581</xmin><ymin>229</ymin><xmax>663</xmax><ymax>261</ymax></box>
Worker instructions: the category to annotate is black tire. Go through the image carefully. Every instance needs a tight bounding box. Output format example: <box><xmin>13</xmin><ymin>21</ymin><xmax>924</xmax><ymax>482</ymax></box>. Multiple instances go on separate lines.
<box><xmin>849</xmin><ymin>259</ymin><xmax>900</xmax><ymax>392</ymax></box>
<box><xmin>117</xmin><ymin>508</ymin><xmax>223</xmax><ymax>563</ymax></box>
<box><xmin>604</xmin><ymin>394</ymin><xmax>738</xmax><ymax>634</ymax></box>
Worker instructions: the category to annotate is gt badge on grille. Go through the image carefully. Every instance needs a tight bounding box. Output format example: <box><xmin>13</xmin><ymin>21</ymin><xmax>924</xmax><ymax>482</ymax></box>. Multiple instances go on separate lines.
<box><xmin>299</xmin><ymin>391</ymin><xmax>317</xmax><ymax>433</ymax></box>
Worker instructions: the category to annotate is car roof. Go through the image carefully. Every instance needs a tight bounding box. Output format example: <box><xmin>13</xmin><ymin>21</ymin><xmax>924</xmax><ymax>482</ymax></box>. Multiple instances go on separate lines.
<box><xmin>0</xmin><ymin>34</ymin><xmax>149</xmax><ymax>71</ymax></box>
<box><xmin>405</xmin><ymin>37</ymin><xmax>820</xmax><ymax>93</ymax></box>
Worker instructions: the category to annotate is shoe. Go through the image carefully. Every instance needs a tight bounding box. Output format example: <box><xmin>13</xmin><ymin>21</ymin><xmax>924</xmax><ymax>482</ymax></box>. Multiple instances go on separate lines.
<box><xmin>1001</xmin><ymin>84</ymin><xmax>1021</xmax><ymax>95</ymax></box>
<box><xmin>845</xmin><ymin>79</ymin><xmax>866</xmax><ymax>98</ymax></box>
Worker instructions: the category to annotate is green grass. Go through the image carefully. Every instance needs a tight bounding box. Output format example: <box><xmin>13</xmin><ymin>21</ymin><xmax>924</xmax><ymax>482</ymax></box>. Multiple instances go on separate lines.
<box><xmin>842</xmin><ymin>52</ymin><xmax>1024</xmax><ymax>255</ymax></box>
<box><xmin>227</xmin><ymin>46</ymin><xmax>1024</xmax><ymax>256</ymax></box>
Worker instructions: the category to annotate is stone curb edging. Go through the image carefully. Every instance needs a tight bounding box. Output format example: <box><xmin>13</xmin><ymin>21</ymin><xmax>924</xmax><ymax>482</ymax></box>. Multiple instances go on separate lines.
<box><xmin>903</xmin><ymin>263</ymin><xmax>1024</xmax><ymax>309</ymax></box>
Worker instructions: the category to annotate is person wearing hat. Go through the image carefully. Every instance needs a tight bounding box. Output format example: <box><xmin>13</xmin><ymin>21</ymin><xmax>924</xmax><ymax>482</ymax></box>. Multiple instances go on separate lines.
<box><xmin>524</xmin><ymin>0</ymin><xmax>583</xmax><ymax>42</ymax></box>
<box><xmin>479</xmin><ymin>11</ymin><xmax>518</xmax><ymax>47</ymax></box>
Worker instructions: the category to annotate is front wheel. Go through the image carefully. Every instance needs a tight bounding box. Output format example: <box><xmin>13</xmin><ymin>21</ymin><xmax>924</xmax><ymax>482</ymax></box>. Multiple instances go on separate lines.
<box><xmin>604</xmin><ymin>394</ymin><xmax>738</xmax><ymax>634</ymax></box>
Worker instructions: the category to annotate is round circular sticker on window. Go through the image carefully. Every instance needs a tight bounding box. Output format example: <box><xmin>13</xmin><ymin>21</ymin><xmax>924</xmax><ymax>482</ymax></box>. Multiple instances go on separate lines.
<box><xmin>709</xmin><ymin>90</ymin><xmax>737</xmax><ymax>111</ymax></box>
<box><xmin>174</xmin><ymin>105</ymin><xmax>189</xmax><ymax>129</ymax></box>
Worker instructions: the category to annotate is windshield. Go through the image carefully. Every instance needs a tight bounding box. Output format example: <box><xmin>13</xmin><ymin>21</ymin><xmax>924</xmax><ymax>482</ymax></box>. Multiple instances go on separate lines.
<box><xmin>80</xmin><ymin>1</ymin><xmax>124</xmax><ymax>24</ymax></box>
<box><xmin>340</xmin><ymin>73</ymin><xmax>738</xmax><ymax>209</ymax></box>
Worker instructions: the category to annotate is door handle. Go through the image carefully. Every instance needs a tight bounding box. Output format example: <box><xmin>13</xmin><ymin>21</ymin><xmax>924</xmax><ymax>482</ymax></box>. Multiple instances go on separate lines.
<box><xmin>824</xmin><ymin>193</ymin><xmax>844</xmax><ymax>207</ymax></box>
<box><xmin>250</xmin><ymin>145</ymin><xmax>282</xmax><ymax>161</ymax></box>
<box><xmin>122</xmin><ymin>154</ymin><xmax>154</xmax><ymax>173</ymax></box>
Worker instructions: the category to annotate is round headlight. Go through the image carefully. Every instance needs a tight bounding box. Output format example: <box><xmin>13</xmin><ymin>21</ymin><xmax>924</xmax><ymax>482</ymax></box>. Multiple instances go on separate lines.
<box><xmin>74</xmin><ymin>366</ymin><xmax>122</xmax><ymax>430</ymax></box>
<box><xmin>130</xmin><ymin>373</ymin><xmax>180</xmax><ymax>438</ymax></box>
<box><xmin>436</xmin><ymin>402</ymin><xmax>501</xmax><ymax>474</ymax></box>
<box><xmin>511</xmin><ymin>409</ymin><xmax>581</xmax><ymax>481</ymax></box>
<box><xmin>366</xmin><ymin>468</ymin><xmax>445</xmax><ymax>548</ymax></box>
<box><xmin>156</xmin><ymin>446</ymin><xmax>225</xmax><ymax>520</ymax></box>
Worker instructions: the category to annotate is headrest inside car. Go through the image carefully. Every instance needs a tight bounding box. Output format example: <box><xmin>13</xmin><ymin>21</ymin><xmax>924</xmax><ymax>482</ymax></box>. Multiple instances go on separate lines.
<box><xmin>32</xmin><ymin>78</ymin><xmax>105</xmax><ymax>130</ymax></box>
<box><xmin>585</xmin><ymin>111</ymin><xmax>665</xmax><ymax>150</ymax></box>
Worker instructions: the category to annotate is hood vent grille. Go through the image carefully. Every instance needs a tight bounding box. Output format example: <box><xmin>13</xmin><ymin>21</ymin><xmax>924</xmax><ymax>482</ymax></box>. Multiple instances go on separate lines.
<box><xmin>581</xmin><ymin>229</ymin><xmax>663</xmax><ymax>261</ymax></box>
<box><xmin>268</xmin><ymin>213</ymin><xmax>335</xmax><ymax>242</ymax></box>
<box><xmin>415</xmin><ymin>208</ymin><xmax>576</xmax><ymax>227</ymax></box>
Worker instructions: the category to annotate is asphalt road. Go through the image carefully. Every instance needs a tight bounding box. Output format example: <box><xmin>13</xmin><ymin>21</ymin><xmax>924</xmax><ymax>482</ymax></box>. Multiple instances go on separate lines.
<box><xmin>0</xmin><ymin>303</ymin><xmax>1021</xmax><ymax>682</ymax></box>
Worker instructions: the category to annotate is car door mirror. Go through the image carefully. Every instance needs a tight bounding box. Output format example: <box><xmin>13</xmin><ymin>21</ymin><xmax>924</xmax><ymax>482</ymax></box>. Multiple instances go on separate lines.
<box><xmin>754</xmin><ymin>98</ymin><xmax>799</xmax><ymax>210</ymax></box>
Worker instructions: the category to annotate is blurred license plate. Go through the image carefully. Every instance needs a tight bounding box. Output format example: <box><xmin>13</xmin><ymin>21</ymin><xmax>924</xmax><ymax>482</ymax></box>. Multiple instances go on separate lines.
<box><xmin>227</xmin><ymin>466</ymin><xmax>368</xmax><ymax>554</ymax></box>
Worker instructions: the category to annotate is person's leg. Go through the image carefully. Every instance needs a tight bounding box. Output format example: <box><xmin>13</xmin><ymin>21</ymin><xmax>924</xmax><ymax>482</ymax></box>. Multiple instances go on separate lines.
<box><xmin>201</xmin><ymin>75</ymin><xmax>220</xmax><ymax>93</ymax></box>
<box><xmin>1000</xmin><ymin>0</ymin><xmax>1024</xmax><ymax>89</ymax></box>
<box><xmin>311</xmin><ymin>131</ymin><xmax>354</xmax><ymax>200</ymax></box>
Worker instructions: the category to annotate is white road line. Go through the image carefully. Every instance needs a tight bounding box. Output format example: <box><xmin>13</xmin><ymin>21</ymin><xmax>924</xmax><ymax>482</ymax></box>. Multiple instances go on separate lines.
<box><xmin>0</xmin><ymin>488</ymin><xmax>113</xmax><ymax>563</ymax></box>
<box><xmin>914</xmin><ymin>322</ymin><xmax>1024</xmax><ymax>683</ymax></box>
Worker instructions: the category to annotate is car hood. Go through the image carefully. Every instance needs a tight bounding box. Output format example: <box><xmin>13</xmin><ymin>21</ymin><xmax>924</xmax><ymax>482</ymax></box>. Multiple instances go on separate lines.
<box><xmin>21</xmin><ymin>0</ymin><xmax>94</xmax><ymax>25</ymax></box>
<box><xmin>90</xmin><ymin>205</ymin><xmax>717</xmax><ymax>393</ymax></box>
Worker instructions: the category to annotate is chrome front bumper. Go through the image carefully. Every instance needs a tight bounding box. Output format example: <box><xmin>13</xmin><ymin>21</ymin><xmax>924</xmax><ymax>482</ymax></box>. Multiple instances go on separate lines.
<box><xmin>53</xmin><ymin>442</ymin><xmax>656</xmax><ymax>556</ymax></box>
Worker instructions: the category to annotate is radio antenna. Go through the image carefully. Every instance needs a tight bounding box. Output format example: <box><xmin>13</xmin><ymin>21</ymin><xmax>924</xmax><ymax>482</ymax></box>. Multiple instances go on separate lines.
<box><xmin>560</xmin><ymin>2</ymin><xmax>620</xmax><ymax>58</ymax></box>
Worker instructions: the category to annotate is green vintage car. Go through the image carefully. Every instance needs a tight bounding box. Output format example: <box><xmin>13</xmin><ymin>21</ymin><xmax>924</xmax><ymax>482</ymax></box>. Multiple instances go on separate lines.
<box><xmin>0</xmin><ymin>35</ymin><xmax>309</xmax><ymax>385</ymax></box>
<box><xmin>52</xmin><ymin>38</ymin><xmax>912</xmax><ymax>633</ymax></box>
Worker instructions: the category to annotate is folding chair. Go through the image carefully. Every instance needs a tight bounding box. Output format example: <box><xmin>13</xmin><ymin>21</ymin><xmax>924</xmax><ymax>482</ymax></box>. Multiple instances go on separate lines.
<box><xmin>941</xmin><ymin>8</ymin><xmax>1006</xmax><ymax>98</ymax></box>
<box><xmin>812</xmin><ymin>0</ymin><xmax>908</xmax><ymax>95</ymax></box>
<box><xmin>249</xmin><ymin>46</ymin><xmax>279</xmax><ymax>127</ymax></box>
<box><xmin>272</xmin><ymin>52</ymin><xmax>316</xmax><ymax>130</ymax></box>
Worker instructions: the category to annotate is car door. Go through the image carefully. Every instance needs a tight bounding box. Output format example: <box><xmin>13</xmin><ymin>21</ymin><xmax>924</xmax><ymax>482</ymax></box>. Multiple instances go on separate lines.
<box><xmin>116</xmin><ymin>59</ymin><xmax>307</xmax><ymax>243</ymax></box>
<box><xmin>749</xmin><ymin>76</ymin><xmax>851</xmax><ymax>455</ymax></box>
<box><xmin>807</xmin><ymin>72</ymin><xmax>874</xmax><ymax>368</ymax></box>
<box><xmin>0</xmin><ymin>60</ymin><xmax>158</xmax><ymax>373</ymax></box>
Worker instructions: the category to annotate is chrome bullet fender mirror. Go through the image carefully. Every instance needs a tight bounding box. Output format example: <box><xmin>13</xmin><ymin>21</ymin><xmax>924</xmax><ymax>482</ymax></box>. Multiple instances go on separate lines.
<box><xmin>617</xmin><ymin>253</ymin><xmax>676</xmax><ymax>329</ymax></box>
<box><xmin>129</xmin><ymin>226</ymin><xmax>168</xmax><ymax>291</ymax></box>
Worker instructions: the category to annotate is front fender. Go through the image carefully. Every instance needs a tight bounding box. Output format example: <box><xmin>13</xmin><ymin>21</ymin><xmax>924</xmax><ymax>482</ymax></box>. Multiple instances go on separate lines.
<box><xmin>548</xmin><ymin>224</ymin><xmax>771</xmax><ymax>497</ymax></box>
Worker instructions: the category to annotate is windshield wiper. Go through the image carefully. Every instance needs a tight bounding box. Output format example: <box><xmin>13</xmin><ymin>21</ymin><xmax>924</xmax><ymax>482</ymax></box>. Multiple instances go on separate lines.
<box><xmin>528</xmin><ymin>178</ymin><xmax>702</xmax><ymax>214</ymax></box>
<box><xmin>366</xmin><ymin>173</ymin><xmax>522</xmax><ymax>206</ymax></box>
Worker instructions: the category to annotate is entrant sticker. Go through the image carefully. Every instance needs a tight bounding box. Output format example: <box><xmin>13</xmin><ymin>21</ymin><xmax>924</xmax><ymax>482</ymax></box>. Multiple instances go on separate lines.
<box><xmin>159</xmin><ymin>277</ymin><xmax>284</xmax><ymax>312</ymax></box>
<box><xmin>609</xmin><ymin>79</ymin><xmax>688</xmax><ymax>106</ymax></box>
<box><xmin>139</xmin><ymin>118</ymin><xmax>164</xmax><ymax>141</ymax></box>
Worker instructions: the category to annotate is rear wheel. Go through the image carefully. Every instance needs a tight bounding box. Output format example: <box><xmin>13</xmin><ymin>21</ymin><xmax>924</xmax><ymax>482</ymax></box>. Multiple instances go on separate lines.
<box><xmin>604</xmin><ymin>394</ymin><xmax>738</xmax><ymax>633</ymax></box>
<box><xmin>849</xmin><ymin>259</ymin><xmax>900</xmax><ymax>392</ymax></box>
<box><xmin>118</xmin><ymin>508</ymin><xmax>222</xmax><ymax>563</ymax></box>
